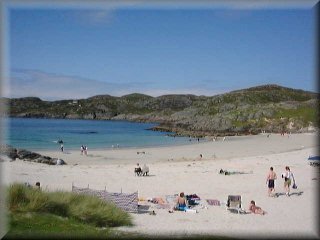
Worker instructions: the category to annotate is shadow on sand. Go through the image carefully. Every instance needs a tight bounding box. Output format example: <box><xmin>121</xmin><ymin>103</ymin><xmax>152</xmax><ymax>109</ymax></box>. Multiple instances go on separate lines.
<box><xmin>274</xmin><ymin>191</ymin><xmax>304</xmax><ymax>197</ymax></box>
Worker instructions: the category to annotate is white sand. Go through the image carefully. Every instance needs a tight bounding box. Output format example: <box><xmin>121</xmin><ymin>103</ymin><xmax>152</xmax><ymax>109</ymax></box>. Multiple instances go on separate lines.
<box><xmin>1</xmin><ymin>133</ymin><xmax>319</xmax><ymax>238</ymax></box>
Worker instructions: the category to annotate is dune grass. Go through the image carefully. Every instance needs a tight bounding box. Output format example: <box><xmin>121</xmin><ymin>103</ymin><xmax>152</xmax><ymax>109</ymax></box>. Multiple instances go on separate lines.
<box><xmin>6</xmin><ymin>212</ymin><xmax>115</xmax><ymax>239</ymax></box>
<box><xmin>5</xmin><ymin>183</ymin><xmax>133</xmax><ymax>238</ymax></box>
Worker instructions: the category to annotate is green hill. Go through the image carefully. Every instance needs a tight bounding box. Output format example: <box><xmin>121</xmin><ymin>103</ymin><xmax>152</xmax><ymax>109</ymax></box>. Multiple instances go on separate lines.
<box><xmin>2</xmin><ymin>84</ymin><xmax>318</xmax><ymax>137</ymax></box>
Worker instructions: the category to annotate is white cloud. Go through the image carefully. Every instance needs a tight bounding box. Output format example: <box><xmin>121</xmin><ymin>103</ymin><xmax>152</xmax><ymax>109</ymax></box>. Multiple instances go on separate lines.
<box><xmin>8</xmin><ymin>69</ymin><xmax>132</xmax><ymax>100</ymax></box>
<box><xmin>139</xmin><ymin>88</ymin><xmax>226</xmax><ymax>97</ymax></box>
<box><xmin>6</xmin><ymin>69</ymin><xmax>230</xmax><ymax>100</ymax></box>
<box><xmin>73</xmin><ymin>9</ymin><xmax>115</xmax><ymax>25</ymax></box>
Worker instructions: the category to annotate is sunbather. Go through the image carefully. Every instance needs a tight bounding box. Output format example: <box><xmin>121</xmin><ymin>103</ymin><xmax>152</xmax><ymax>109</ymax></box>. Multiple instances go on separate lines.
<box><xmin>219</xmin><ymin>169</ymin><xmax>252</xmax><ymax>175</ymax></box>
<box><xmin>248</xmin><ymin>200</ymin><xmax>266</xmax><ymax>215</ymax></box>
<box><xmin>175</xmin><ymin>192</ymin><xmax>188</xmax><ymax>211</ymax></box>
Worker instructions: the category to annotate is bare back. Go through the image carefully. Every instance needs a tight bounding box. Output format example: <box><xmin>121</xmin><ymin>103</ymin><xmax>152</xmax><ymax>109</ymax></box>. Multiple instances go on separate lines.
<box><xmin>267</xmin><ymin>171</ymin><xmax>277</xmax><ymax>180</ymax></box>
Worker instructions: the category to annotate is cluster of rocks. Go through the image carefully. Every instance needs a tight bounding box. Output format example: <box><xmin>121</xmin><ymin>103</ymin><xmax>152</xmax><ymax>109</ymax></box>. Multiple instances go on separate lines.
<box><xmin>0</xmin><ymin>145</ymin><xmax>66</xmax><ymax>165</ymax></box>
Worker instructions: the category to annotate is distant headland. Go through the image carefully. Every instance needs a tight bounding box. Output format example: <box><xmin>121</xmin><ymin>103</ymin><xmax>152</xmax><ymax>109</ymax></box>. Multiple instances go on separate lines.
<box><xmin>1</xmin><ymin>84</ymin><xmax>318</xmax><ymax>137</ymax></box>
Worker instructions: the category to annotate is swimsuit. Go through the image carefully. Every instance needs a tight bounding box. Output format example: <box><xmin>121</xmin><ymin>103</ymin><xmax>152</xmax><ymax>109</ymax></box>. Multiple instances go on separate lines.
<box><xmin>178</xmin><ymin>203</ymin><xmax>187</xmax><ymax>211</ymax></box>
<box><xmin>268</xmin><ymin>179</ymin><xmax>275</xmax><ymax>188</ymax></box>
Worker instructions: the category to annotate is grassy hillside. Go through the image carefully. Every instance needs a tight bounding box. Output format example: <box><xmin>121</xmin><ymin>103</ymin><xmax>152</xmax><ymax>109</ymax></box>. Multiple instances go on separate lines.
<box><xmin>2</xmin><ymin>84</ymin><xmax>319</xmax><ymax>136</ymax></box>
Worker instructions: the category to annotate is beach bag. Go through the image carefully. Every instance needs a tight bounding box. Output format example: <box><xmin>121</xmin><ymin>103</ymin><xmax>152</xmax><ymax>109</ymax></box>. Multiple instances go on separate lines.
<box><xmin>186</xmin><ymin>194</ymin><xmax>200</xmax><ymax>205</ymax></box>
<box><xmin>292</xmin><ymin>183</ymin><xmax>297</xmax><ymax>189</ymax></box>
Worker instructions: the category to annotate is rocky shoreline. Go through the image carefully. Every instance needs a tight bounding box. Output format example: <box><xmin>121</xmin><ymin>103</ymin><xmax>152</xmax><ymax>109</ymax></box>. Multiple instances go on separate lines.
<box><xmin>148</xmin><ymin>122</ymin><xmax>318</xmax><ymax>138</ymax></box>
<box><xmin>0</xmin><ymin>144</ymin><xmax>66</xmax><ymax>165</ymax></box>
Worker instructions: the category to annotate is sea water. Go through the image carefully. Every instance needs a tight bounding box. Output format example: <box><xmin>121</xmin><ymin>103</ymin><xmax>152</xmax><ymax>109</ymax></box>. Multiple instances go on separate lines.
<box><xmin>2</xmin><ymin>118</ymin><xmax>194</xmax><ymax>151</ymax></box>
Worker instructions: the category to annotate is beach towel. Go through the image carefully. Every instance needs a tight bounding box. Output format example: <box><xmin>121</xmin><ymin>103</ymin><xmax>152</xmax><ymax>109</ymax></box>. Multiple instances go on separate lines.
<box><xmin>165</xmin><ymin>194</ymin><xmax>178</xmax><ymax>204</ymax></box>
<box><xmin>206</xmin><ymin>199</ymin><xmax>221</xmax><ymax>206</ymax></box>
<box><xmin>155</xmin><ymin>203</ymin><xmax>171</xmax><ymax>209</ymax></box>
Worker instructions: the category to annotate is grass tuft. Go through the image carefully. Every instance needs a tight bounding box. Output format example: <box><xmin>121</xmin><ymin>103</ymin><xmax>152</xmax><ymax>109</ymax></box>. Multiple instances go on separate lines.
<box><xmin>7</xmin><ymin>183</ymin><xmax>132</xmax><ymax>228</ymax></box>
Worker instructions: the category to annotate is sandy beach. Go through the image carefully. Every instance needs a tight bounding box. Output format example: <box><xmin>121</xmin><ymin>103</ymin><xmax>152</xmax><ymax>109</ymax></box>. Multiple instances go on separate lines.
<box><xmin>1</xmin><ymin>133</ymin><xmax>319</xmax><ymax>238</ymax></box>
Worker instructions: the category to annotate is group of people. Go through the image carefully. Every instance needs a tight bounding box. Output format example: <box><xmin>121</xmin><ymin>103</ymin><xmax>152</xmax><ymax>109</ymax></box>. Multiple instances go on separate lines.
<box><xmin>266</xmin><ymin>166</ymin><xmax>296</xmax><ymax>197</ymax></box>
<box><xmin>250</xmin><ymin>166</ymin><xmax>297</xmax><ymax>215</ymax></box>
<box><xmin>135</xmin><ymin>163</ymin><xmax>149</xmax><ymax>176</ymax></box>
<box><xmin>80</xmin><ymin>145</ymin><xmax>88</xmax><ymax>155</ymax></box>
<box><xmin>173</xmin><ymin>192</ymin><xmax>266</xmax><ymax>215</ymax></box>
<box><xmin>172</xmin><ymin>165</ymin><xmax>297</xmax><ymax>215</ymax></box>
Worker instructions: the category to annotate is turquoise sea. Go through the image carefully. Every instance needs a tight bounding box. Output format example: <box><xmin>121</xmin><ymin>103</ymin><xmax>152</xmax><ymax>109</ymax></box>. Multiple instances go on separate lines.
<box><xmin>2</xmin><ymin>118</ymin><xmax>195</xmax><ymax>151</ymax></box>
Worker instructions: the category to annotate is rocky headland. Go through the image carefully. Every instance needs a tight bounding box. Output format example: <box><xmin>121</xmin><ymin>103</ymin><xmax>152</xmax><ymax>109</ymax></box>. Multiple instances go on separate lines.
<box><xmin>1</xmin><ymin>84</ymin><xmax>318</xmax><ymax>137</ymax></box>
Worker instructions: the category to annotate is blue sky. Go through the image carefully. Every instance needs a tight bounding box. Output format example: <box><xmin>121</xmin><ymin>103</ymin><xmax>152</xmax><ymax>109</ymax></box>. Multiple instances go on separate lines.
<box><xmin>5</xmin><ymin>1</ymin><xmax>317</xmax><ymax>100</ymax></box>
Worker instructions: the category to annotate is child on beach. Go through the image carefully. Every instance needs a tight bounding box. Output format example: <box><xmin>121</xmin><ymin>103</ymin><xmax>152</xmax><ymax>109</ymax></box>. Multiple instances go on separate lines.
<box><xmin>249</xmin><ymin>200</ymin><xmax>266</xmax><ymax>215</ymax></box>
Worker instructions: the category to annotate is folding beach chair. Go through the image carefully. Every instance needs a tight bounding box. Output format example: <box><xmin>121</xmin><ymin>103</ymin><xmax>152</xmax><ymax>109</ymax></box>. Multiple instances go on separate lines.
<box><xmin>226</xmin><ymin>195</ymin><xmax>245</xmax><ymax>214</ymax></box>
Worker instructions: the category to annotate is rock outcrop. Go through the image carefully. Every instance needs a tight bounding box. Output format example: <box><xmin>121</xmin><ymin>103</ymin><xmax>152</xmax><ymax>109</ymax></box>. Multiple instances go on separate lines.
<box><xmin>0</xmin><ymin>145</ymin><xmax>66</xmax><ymax>165</ymax></box>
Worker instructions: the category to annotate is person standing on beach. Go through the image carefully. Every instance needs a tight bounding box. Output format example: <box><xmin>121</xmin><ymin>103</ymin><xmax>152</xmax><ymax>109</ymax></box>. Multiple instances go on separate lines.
<box><xmin>60</xmin><ymin>144</ymin><xmax>64</xmax><ymax>152</ymax></box>
<box><xmin>282</xmin><ymin>166</ymin><xmax>295</xmax><ymax>196</ymax></box>
<box><xmin>80</xmin><ymin>145</ymin><xmax>84</xmax><ymax>155</ymax></box>
<box><xmin>266</xmin><ymin>167</ymin><xmax>277</xmax><ymax>197</ymax></box>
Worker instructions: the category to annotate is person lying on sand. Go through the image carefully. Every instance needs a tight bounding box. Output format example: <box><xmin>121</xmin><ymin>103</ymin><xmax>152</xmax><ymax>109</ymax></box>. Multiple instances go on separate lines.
<box><xmin>249</xmin><ymin>200</ymin><xmax>266</xmax><ymax>215</ymax></box>
<box><xmin>150</xmin><ymin>197</ymin><xmax>166</xmax><ymax>204</ymax></box>
<box><xmin>219</xmin><ymin>169</ymin><xmax>252</xmax><ymax>175</ymax></box>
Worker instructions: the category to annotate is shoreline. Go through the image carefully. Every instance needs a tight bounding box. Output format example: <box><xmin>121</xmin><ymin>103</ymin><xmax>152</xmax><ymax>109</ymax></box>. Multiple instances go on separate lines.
<box><xmin>1</xmin><ymin>132</ymin><xmax>319</xmax><ymax>238</ymax></box>
<box><xmin>32</xmin><ymin>132</ymin><xmax>318</xmax><ymax>166</ymax></box>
